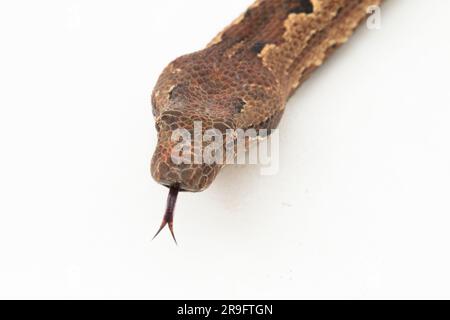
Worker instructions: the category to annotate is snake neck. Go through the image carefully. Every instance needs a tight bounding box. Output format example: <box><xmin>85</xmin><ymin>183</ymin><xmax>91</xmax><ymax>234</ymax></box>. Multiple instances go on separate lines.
<box><xmin>207</xmin><ymin>0</ymin><xmax>382</xmax><ymax>99</ymax></box>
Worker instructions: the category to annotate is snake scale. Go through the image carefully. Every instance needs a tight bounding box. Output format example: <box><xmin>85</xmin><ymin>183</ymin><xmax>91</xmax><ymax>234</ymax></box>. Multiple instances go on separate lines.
<box><xmin>150</xmin><ymin>0</ymin><xmax>382</xmax><ymax>242</ymax></box>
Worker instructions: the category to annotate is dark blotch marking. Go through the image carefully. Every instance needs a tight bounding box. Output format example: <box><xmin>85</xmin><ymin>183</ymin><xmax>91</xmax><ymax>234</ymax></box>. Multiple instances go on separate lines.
<box><xmin>288</xmin><ymin>0</ymin><xmax>314</xmax><ymax>14</ymax></box>
<box><xmin>251</xmin><ymin>41</ymin><xmax>267</xmax><ymax>54</ymax></box>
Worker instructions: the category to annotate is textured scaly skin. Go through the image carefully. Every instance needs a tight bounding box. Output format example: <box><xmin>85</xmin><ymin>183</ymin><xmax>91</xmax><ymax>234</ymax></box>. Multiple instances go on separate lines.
<box><xmin>151</xmin><ymin>0</ymin><xmax>382</xmax><ymax>192</ymax></box>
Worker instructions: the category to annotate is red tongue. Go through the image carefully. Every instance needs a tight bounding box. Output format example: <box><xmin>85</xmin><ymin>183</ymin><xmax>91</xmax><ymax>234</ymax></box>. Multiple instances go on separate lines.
<box><xmin>152</xmin><ymin>185</ymin><xmax>180</xmax><ymax>245</ymax></box>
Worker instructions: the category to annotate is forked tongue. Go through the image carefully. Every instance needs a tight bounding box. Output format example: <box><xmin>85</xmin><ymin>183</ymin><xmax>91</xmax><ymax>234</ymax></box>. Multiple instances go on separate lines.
<box><xmin>152</xmin><ymin>185</ymin><xmax>180</xmax><ymax>245</ymax></box>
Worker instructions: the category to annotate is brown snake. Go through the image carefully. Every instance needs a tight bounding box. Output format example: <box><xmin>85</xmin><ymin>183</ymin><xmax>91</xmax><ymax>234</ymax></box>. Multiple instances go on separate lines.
<box><xmin>150</xmin><ymin>0</ymin><xmax>382</xmax><ymax>242</ymax></box>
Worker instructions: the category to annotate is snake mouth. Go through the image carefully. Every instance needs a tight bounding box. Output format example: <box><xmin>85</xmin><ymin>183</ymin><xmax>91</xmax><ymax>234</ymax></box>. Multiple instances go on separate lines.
<box><xmin>162</xmin><ymin>183</ymin><xmax>188</xmax><ymax>192</ymax></box>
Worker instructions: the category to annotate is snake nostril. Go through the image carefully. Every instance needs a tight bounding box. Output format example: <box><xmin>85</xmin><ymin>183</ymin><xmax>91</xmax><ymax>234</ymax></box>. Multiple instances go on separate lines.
<box><xmin>233</xmin><ymin>97</ymin><xmax>246</xmax><ymax>114</ymax></box>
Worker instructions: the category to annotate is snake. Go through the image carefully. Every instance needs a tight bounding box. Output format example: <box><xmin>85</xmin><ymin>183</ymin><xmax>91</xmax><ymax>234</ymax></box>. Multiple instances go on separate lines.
<box><xmin>150</xmin><ymin>0</ymin><xmax>383</xmax><ymax>242</ymax></box>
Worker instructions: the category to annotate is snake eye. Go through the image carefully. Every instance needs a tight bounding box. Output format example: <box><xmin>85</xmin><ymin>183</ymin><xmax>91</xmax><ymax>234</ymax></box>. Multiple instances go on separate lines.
<box><xmin>168</xmin><ymin>83</ymin><xmax>188</xmax><ymax>101</ymax></box>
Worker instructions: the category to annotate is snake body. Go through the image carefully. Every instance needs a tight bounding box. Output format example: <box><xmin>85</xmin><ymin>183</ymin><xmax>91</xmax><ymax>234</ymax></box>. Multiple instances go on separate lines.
<box><xmin>150</xmin><ymin>0</ymin><xmax>382</xmax><ymax>240</ymax></box>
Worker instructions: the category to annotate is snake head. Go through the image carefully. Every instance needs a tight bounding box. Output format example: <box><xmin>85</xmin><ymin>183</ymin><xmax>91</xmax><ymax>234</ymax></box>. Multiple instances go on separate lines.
<box><xmin>151</xmin><ymin>108</ymin><xmax>236</xmax><ymax>192</ymax></box>
<box><xmin>150</xmin><ymin>45</ymin><xmax>280</xmax><ymax>192</ymax></box>
<box><xmin>151</xmin><ymin>111</ymin><xmax>227</xmax><ymax>192</ymax></box>
<box><xmin>150</xmin><ymin>53</ymin><xmax>243</xmax><ymax>192</ymax></box>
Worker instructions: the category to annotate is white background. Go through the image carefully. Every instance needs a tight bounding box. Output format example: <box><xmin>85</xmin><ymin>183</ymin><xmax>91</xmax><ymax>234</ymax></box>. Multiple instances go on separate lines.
<box><xmin>0</xmin><ymin>0</ymin><xmax>449</xmax><ymax>299</ymax></box>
